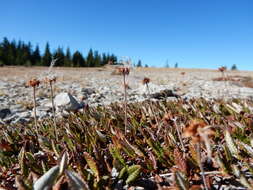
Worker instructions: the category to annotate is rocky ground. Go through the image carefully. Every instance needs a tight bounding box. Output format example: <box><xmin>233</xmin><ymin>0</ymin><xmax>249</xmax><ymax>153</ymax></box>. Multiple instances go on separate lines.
<box><xmin>0</xmin><ymin>66</ymin><xmax>253</xmax><ymax>125</ymax></box>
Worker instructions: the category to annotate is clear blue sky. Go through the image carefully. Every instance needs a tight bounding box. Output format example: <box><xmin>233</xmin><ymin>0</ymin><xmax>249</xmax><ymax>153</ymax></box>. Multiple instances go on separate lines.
<box><xmin>0</xmin><ymin>0</ymin><xmax>252</xmax><ymax>70</ymax></box>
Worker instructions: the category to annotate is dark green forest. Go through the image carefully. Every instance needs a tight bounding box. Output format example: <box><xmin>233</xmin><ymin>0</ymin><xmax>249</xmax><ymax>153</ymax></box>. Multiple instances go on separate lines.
<box><xmin>0</xmin><ymin>37</ymin><xmax>118</xmax><ymax>67</ymax></box>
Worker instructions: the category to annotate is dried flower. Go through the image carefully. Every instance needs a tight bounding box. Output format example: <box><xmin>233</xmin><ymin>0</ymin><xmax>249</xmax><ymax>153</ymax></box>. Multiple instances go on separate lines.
<box><xmin>27</xmin><ymin>78</ymin><xmax>40</xmax><ymax>137</ymax></box>
<box><xmin>142</xmin><ymin>77</ymin><xmax>150</xmax><ymax>85</ymax></box>
<box><xmin>118</xmin><ymin>67</ymin><xmax>130</xmax><ymax>75</ymax></box>
<box><xmin>183</xmin><ymin>119</ymin><xmax>214</xmax><ymax>143</ymax></box>
<box><xmin>181</xmin><ymin>72</ymin><xmax>185</xmax><ymax>75</ymax></box>
<box><xmin>218</xmin><ymin>66</ymin><xmax>226</xmax><ymax>73</ymax></box>
<box><xmin>44</xmin><ymin>76</ymin><xmax>57</xmax><ymax>84</ymax></box>
<box><xmin>27</xmin><ymin>78</ymin><xmax>40</xmax><ymax>87</ymax></box>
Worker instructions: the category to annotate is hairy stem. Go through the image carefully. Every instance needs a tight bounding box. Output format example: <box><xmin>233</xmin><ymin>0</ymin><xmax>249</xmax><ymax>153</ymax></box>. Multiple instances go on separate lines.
<box><xmin>123</xmin><ymin>74</ymin><xmax>127</xmax><ymax>134</ymax></box>
<box><xmin>50</xmin><ymin>82</ymin><xmax>58</xmax><ymax>141</ymax></box>
<box><xmin>197</xmin><ymin>143</ymin><xmax>208</xmax><ymax>190</ymax></box>
<box><xmin>174</xmin><ymin>118</ymin><xmax>186</xmax><ymax>153</ymax></box>
<box><xmin>33</xmin><ymin>87</ymin><xmax>38</xmax><ymax>136</ymax></box>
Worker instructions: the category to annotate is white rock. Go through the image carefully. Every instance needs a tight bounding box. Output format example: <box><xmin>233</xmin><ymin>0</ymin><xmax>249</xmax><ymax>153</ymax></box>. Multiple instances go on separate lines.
<box><xmin>18</xmin><ymin>111</ymin><xmax>31</xmax><ymax>118</ymax></box>
<box><xmin>54</xmin><ymin>92</ymin><xmax>81</xmax><ymax>112</ymax></box>
<box><xmin>32</xmin><ymin>110</ymin><xmax>48</xmax><ymax>119</ymax></box>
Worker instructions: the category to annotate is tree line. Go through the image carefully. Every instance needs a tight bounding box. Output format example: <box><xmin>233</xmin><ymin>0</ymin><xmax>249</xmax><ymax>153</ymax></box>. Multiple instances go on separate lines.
<box><xmin>0</xmin><ymin>37</ymin><xmax>118</xmax><ymax>67</ymax></box>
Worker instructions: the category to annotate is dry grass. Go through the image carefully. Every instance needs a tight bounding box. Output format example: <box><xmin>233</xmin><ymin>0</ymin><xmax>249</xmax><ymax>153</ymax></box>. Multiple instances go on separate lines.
<box><xmin>1</xmin><ymin>66</ymin><xmax>253</xmax><ymax>83</ymax></box>
<box><xmin>213</xmin><ymin>75</ymin><xmax>253</xmax><ymax>88</ymax></box>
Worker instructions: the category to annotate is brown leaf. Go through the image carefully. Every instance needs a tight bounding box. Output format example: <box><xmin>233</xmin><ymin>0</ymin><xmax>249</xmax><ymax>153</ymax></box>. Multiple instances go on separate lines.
<box><xmin>149</xmin><ymin>151</ymin><xmax>157</xmax><ymax>171</ymax></box>
<box><xmin>15</xmin><ymin>176</ymin><xmax>26</xmax><ymax>190</ymax></box>
<box><xmin>174</xmin><ymin>148</ymin><xmax>188</xmax><ymax>175</ymax></box>
<box><xmin>189</xmin><ymin>185</ymin><xmax>202</xmax><ymax>190</ymax></box>
<box><xmin>53</xmin><ymin>176</ymin><xmax>68</xmax><ymax>190</ymax></box>
<box><xmin>0</xmin><ymin>140</ymin><xmax>12</xmax><ymax>151</ymax></box>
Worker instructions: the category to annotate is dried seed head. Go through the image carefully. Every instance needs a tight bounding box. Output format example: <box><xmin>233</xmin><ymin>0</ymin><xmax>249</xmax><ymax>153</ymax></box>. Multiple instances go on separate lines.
<box><xmin>142</xmin><ymin>77</ymin><xmax>150</xmax><ymax>85</ymax></box>
<box><xmin>118</xmin><ymin>67</ymin><xmax>130</xmax><ymax>75</ymax></box>
<box><xmin>44</xmin><ymin>76</ymin><xmax>57</xmax><ymax>84</ymax></box>
<box><xmin>218</xmin><ymin>66</ymin><xmax>226</xmax><ymax>73</ymax></box>
<box><xmin>27</xmin><ymin>78</ymin><xmax>40</xmax><ymax>87</ymax></box>
<box><xmin>183</xmin><ymin>119</ymin><xmax>214</xmax><ymax>143</ymax></box>
<box><xmin>183</xmin><ymin>119</ymin><xmax>206</xmax><ymax>143</ymax></box>
<box><xmin>181</xmin><ymin>72</ymin><xmax>185</xmax><ymax>75</ymax></box>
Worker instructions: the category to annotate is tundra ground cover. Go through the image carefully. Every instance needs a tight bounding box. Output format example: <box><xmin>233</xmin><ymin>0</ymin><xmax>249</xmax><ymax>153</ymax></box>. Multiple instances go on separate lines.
<box><xmin>1</xmin><ymin>98</ymin><xmax>253</xmax><ymax>189</ymax></box>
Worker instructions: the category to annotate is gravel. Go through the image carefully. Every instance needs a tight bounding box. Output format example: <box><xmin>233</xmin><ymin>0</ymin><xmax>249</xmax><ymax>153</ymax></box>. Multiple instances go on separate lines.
<box><xmin>1</xmin><ymin>66</ymin><xmax>253</xmax><ymax>124</ymax></box>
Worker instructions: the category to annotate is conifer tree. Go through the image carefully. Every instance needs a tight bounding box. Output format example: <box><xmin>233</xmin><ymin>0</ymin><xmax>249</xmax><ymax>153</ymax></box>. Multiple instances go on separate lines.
<box><xmin>53</xmin><ymin>47</ymin><xmax>65</xmax><ymax>66</ymax></box>
<box><xmin>87</xmin><ymin>49</ymin><xmax>94</xmax><ymax>67</ymax></box>
<box><xmin>0</xmin><ymin>37</ymin><xmax>119</xmax><ymax>67</ymax></box>
<box><xmin>32</xmin><ymin>45</ymin><xmax>41</xmax><ymax>65</ymax></box>
<box><xmin>64</xmin><ymin>47</ymin><xmax>72</xmax><ymax>67</ymax></box>
<box><xmin>231</xmin><ymin>64</ymin><xmax>238</xmax><ymax>70</ymax></box>
<box><xmin>72</xmin><ymin>51</ymin><xmax>85</xmax><ymax>67</ymax></box>
<box><xmin>42</xmin><ymin>42</ymin><xmax>52</xmax><ymax>66</ymax></box>
<box><xmin>137</xmin><ymin>60</ymin><xmax>142</xmax><ymax>67</ymax></box>
<box><xmin>174</xmin><ymin>62</ymin><xmax>178</xmax><ymax>68</ymax></box>
<box><xmin>94</xmin><ymin>50</ymin><xmax>101</xmax><ymax>67</ymax></box>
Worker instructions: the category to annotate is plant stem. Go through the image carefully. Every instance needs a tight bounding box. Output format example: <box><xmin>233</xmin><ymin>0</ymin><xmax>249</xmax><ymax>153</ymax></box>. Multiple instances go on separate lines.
<box><xmin>33</xmin><ymin>86</ymin><xmax>38</xmax><ymax>136</ymax></box>
<box><xmin>146</xmin><ymin>83</ymin><xmax>159</xmax><ymax>126</ymax></box>
<box><xmin>50</xmin><ymin>82</ymin><xmax>58</xmax><ymax>141</ymax></box>
<box><xmin>196</xmin><ymin>143</ymin><xmax>208</xmax><ymax>190</ymax></box>
<box><xmin>174</xmin><ymin>118</ymin><xmax>186</xmax><ymax>153</ymax></box>
<box><xmin>123</xmin><ymin>73</ymin><xmax>127</xmax><ymax>134</ymax></box>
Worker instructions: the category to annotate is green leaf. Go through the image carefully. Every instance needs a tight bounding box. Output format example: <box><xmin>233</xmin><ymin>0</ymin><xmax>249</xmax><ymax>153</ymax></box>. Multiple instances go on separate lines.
<box><xmin>83</xmin><ymin>152</ymin><xmax>99</xmax><ymax>180</ymax></box>
<box><xmin>224</xmin><ymin>130</ymin><xmax>239</xmax><ymax>159</ymax></box>
<box><xmin>126</xmin><ymin>165</ymin><xmax>141</xmax><ymax>184</ymax></box>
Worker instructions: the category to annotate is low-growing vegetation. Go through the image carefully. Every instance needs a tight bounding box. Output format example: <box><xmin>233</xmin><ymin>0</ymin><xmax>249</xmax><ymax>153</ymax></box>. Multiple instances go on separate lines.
<box><xmin>1</xmin><ymin>98</ymin><xmax>253</xmax><ymax>189</ymax></box>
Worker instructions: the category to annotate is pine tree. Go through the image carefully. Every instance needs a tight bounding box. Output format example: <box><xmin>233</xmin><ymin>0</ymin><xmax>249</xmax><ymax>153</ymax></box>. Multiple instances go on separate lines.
<box><xmin>87</xmin><ymin>49</ymin><xmax>94</xmax><ymax>67</ymax></box>
<box><xmin>93</xmin><ymin>51</ymin><xmax>101</xmax><ymax>67</ymax></box>
<box><xmin>64</xmin><ymin>47</ymin><xmax>72</xmax><ymax>67</ymax></box>
<box><xmin>137</xmin><ymin>60</ymin><xmax>142</xmax><ymax>67</ymax></box>
<box><xmin>110</xmin><ymin>54</ymin><xmax>117</xmax><ymax>64</ymax></box>
<box><xmin>72</xmin><ymin>51</ymin><xmax>85</xmax><ymax>67</ymax></box>
<box><xmin>174</xmin><ymin>62</ymin><xmax>178</xmax><ymax>68</ymax></box>
<box><xmin>42</xmin><ymin>42</ymin><xmax>52</xmax><ymax>66</ymax></box>
<box><xmin>0</xmin><ymin>39</ymin><xmax>4</xmax><ymax>65</ymax></box>
<box><xmin>53</xmin><ymin>47</ymin><xmax>65</xmax><ymax>66</ymax></box>
<box><xmin>231</xmin><ymin>64</ymin><xmax>238</xmax><ymax>70</ymax></box>
<box><xmin>0</xmin><ymin>37</ymin><xmax>119</xmax><ymax>68</ymax></box>
<box><xmin>165</xmin><ymin>60</ymin><xmax>169</xmax><ymax>68</ymax></box>
<box><xmin>1</xmin><ymin>38</ymin><xmax>14</xmax><ymax>65</ymax></box>
<box><xmin>32</xmin><ymin>45</ymin><xmax>41</xmax><ymax>65</ymax></box>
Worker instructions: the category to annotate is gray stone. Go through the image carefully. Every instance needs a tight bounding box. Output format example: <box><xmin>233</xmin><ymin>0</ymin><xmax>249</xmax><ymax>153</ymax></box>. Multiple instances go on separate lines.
<box><xmin>81</xmin><ymin>88</ymin><xmax>96</xmax><ymax>95</ymax></box>
<box><xmin>0</xmin><ymin>108</ymin><xmax>11</xmax><ymax>119</ymax></box>
<box><xmin>32</xmin><ymin>110</ymin><xmax>48</xmax><ymax>119</ymax></box>
<box><xmin>150</xmin><ymin>89</ymin><xmax>179</xmax><ymax>99</ymax></box>
<box><xmin>13</xmin><ymin>117</ymin><xmax>29</xmax><ymax>124</ymax></box>
<box><xmin>18</xmin><ymin>111</ymin><xmax>31</xmax><ymax>118</ymax></box>
<box><xmin>54</xmin><ymin>92</ymin><xmax>82</xmax><ymax>112</ymax></box>
<box><xmin>36</xmin><ymin>105</ymin><xmax>51</xmax><ymax>112</ymax></box>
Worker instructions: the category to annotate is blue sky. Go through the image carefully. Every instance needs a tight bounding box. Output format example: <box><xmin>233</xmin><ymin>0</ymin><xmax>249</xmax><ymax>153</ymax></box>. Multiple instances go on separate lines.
<box><xmin>0</xmin><ymin>0</ymin><xmax>252</xmax><ymax>70</ymax></box>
